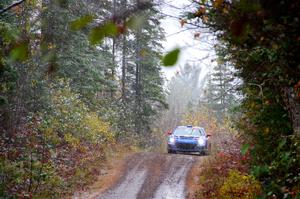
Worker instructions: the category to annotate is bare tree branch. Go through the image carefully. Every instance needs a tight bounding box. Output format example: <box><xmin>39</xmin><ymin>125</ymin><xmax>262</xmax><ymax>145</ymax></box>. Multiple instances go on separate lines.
<box><xmin>0</xmin><ymin>0</ymin><xmax>26</xmax><ymax>15</ymax></box>
<box><xmin>248</xmin><ymin>82</ymin><xmax>264</xmax><ymax>100</ymax></box>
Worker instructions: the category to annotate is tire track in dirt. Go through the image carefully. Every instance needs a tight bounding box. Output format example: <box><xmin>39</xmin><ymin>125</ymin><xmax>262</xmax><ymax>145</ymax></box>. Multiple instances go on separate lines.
<box><xmin>98</xmin><ymin>152</ymin><xmax>200</xmax><ymax>199</ymax></box>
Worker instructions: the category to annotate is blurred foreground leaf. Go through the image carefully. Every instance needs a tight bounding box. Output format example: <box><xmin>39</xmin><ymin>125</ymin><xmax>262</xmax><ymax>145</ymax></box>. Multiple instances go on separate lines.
<box><xmin>70</xmin><ymin>15</ymin><xmax>93</xmax><ymax>31</ymax></box>
<box><xmin>126</xmin><ymin>15</ymin><xmax>146</xmax><ymax>30</ymax></box>
<box><xmin>89</xmin><ymin>22</ymin><xmax>118</xmax><ymax>45</ymax></box>
<box><xmin>161</xmin><ymin>48</ymin><xmax>180</xmax><ymax>67</ymax></box>
<box><xmin>9</xmin><ymin>42</ymin><xmax>29</xmax><ymax>61</ymax></box>
<box><xmin>241</xmin><ymin>143</ymin><xmax>249</xmax><ymax>155</ymax></box>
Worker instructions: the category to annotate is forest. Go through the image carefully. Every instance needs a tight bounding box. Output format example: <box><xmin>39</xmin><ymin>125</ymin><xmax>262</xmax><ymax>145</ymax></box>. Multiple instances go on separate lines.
<box><xmin>0</xmin><ymin>0</ymin><xmax>299</xmax><ymax>198</ymax></box>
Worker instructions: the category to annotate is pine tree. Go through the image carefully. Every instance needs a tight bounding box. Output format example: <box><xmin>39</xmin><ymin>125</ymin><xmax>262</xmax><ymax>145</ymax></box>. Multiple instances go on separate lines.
<box><xmin>41</xmin><ymin>0</ymin><xmax>117</xmax><ymax>106</ymax></box>
<box><xmin>113</xmin><ymin>1</ymin><xmax>167</xmax><ymax>139</ymax></box>
<box><xmin>163</xmin><ymin>63</ymin><xmax>206</xmax><ymax>128</ymax></box>
<box><xmin>204</xmin><ymin>55</ymin><xmax>237</xmax><ymax>120</ymax></box>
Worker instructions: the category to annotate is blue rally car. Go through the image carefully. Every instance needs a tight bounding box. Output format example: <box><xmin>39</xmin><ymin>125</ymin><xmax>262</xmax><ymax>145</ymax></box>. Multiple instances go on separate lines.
<box><xmin>167</xmin><ymin>125</ymin><xmax>211</xmax><ymax>155</ymax></box>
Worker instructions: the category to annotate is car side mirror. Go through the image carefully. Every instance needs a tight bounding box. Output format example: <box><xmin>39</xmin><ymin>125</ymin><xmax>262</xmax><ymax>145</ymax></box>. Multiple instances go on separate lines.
<box><xmin>206</xmin><ymin>134</ymin><xmax>212</xmax><ymax>138</ymax></box>
<box><xmin>166</xmin><ymin>130</ymin><xmax>172</xmax><ymax>136</ymax></box>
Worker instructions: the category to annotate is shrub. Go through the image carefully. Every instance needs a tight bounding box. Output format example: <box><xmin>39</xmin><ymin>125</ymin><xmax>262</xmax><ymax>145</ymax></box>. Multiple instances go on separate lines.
<box><xmin>219</xmin><ymin>170</ymin><xmax>262</xmax><ymax>199</ymax></box>
<box><xmin>0</xmin><ymin>79</ymin><xmax>115</xmax><ymax>198</ymax></box>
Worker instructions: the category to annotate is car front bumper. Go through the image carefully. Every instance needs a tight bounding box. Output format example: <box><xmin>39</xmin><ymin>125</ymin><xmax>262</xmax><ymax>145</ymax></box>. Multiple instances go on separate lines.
<box><xmin>168</xmin><ymin>142</ymin><xmax>207</xmax><ymax>153</ymax></box>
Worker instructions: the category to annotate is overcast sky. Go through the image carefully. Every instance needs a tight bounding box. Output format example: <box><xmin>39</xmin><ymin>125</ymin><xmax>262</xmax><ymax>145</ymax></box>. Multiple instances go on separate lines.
<box><xmin>158</xmin><ymin>0</ymin><xmax>216</xmax><ymax>81</ymax></box>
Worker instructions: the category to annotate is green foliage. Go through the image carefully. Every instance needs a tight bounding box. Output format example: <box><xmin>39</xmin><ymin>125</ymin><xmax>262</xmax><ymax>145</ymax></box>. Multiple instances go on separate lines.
<box><xmin>0</xmin><ymin>0</ymin><xmax>167</xmax><ymax>197</ymax></box>
<box><xmin>113</xmin><ymin>5</ymin><xmax>167</xmax><ymax>142</ymax></box>
<box><xmin>187</xmin><ymin>0</ymin><xmax>300</xmax><ymax>197</ymax></box>
<box><xmin>203</xmin><ymin>50</ymin><xmax>238</xmax><ymax>120</ymax></box>
<box><xmin>161</xmin><ymin>48</ymin><xmax>180</xmax><ymax>66</ymax></box>
<box><xmin>237</xmin><ymin>89</ymin><xmax>300</xmax><ymax>197</ymax></box>
<box><xmin>70</xmin><ymin>15</ymin><xmax>94</xmax><ymax>31</ymax></box>
<box><xmin>9</xmin><ymin>42</ymin><xmax>29</xmax><ymax>61</ymax></box>
<box><xmin>89</xmin><ymin>22</ymin><xmax>118</xmax><ymax>45</ymax></box>
<box><xmin>43</xmin><ymin>79</ymin><xmax>114</xmax><ymax>145</ymax></box>
<box><xmin>0</xmin><ymin>126</ymin><xmax>63</xmax><ymax>198</ymax></box>
<box><xmin>0</xmin><ymin>79</ymin><xmax>114</xmax><ymax>198</ymax></box>
<box><xmin>0</xmin><ymin>21</ymin><xmax>19</xmax><ymax>44</ymax></box>
<box><xmin>241</xmin><ymin>144</ymin><xmax>249</xmax><ymax>156</ymax></box>
<box><xmin>126</xmin><ymin>15</ymin><xmax>147</xmax><ymax>30</ymax></box>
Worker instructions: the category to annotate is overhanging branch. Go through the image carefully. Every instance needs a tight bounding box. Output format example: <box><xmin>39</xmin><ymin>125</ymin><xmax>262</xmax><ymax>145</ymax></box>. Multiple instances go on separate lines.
<box><xmin>0</xmin><ymin>0</ymin><xmax>26</xmax><ymax>15</ymax></box>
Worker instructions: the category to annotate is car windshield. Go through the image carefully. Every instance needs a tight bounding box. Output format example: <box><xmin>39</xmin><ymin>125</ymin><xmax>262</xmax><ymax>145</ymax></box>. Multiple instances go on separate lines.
<box><xmin>173</xmin><ymin>127</ymin><xmax>192</xmax><ymax>136</ymax></box>
<box><xmin>192</xmin><ymin>129</ymin><xmax>205</xmax><ymax>136</ymax></box>
<box><xmin>173</xmin><ymin>127</ymin><xmax>204</xmax><ymax>136</ymax></box>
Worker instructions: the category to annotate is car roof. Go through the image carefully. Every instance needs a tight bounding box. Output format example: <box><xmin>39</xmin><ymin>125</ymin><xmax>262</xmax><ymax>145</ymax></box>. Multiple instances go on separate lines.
<box><xmin>176</xmin><ymin>125</ymin><xmax>205</xmax><ymax>129</ymax></box>
<box><xmin>193</xmin><ymin>126</ymin><xmax>205</xmax><ymax>129</ymax></box>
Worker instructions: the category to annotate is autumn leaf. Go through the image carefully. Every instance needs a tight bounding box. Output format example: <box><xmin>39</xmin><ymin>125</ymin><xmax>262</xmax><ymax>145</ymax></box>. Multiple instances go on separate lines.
<box><xmin>195</xmin><ymin>6</ymin><xmax>206</xmax><ymax>17</ymax></box>
<box><xmin>199</xmin><ymin>6</ymin><xmax>206</xmax><ymax>14</ymax></box>
<box><xmin>117</xmin><ymin>24</ymin><xmax>126</xmax><ymax>35</ymax></box>
<box><xmin>264</xmin><ymin>127</ymin><xmax>270</xmax><ymax>134</ymax></box>
<box><xmin>229</xmin><ymin>19</ymin><xmax>246</xmax><ymax>38</ymax></box>
<box><xmin>194</xmin><ymin>32</ymin><xmax>200</xmax><ymax>39</ymax></box>
<box><xmin>140</xmin><ymin>49</ymin><xmax>147</xmax><ymax>57</ymax></box>
<box><xmin>213</xmin><ymin>0</ymin><xmax>224</xmax><ymax>9</ymax></box>
<box><xmin>294</xmin><ymin>80</ymin><xmax>300</xmax><ymax>90</ymax></box>
<box><xmin>202</xmin><ymin>15</ymin><xmax>209</xmax><ymax>23</ymax></box>
<box><xmin>11</xmin><ymin>5</ymin><xmax>22</xmax><ymax>15</ymax></box>
<box><xmin>180</xmin><ymin>19</ymin><xmax>187</xmax><ymax>27</ymax></box>
<box><xmin>222</xmin><ymin>6</ymin><xmax>229</xmax><ymax>14</ymax></box>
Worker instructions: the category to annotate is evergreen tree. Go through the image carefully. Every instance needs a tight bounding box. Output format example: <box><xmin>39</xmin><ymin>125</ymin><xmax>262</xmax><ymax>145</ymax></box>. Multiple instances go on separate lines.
<box><xmin>110</xmin><ymin>1</ymin><xmax>167</xmax><ymax>140</ymax></box>
<box><xmin>41</xmin><ymin>0</ymin><xmax>117</xmax><ymax>106</ymax></box>
<box><xmin>203</xmin><ymin>53</ymin><xmax>238</xmax><ymax>120</ymax></box>
<box><xmin>163</xmin><ymin>63</ymin><xmax>206</xmax><ymax>128</ymax></box>
<box><xmin>0</xmin><ymin>0</ymin><xmax>167</xmax><ymax>196</ymax></box>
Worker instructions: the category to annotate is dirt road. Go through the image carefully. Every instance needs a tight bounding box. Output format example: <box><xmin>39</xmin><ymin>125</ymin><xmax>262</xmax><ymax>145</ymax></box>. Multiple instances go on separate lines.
<box><xmin>97</xmin><ymin>152</ymin><xmax>201</xmax><ymax>199</ymax></box>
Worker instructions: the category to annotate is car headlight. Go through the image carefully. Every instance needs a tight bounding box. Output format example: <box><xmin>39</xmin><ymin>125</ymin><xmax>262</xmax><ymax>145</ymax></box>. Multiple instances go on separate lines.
<box><xmin>169</xmin><ymin>137</ymin><xmax>175</xmax><ymax>144</ymax></box>
<box><xmin>198</xmin><ymin>138</ymin><xmax>206</xmax><ymax>146</ymax></box>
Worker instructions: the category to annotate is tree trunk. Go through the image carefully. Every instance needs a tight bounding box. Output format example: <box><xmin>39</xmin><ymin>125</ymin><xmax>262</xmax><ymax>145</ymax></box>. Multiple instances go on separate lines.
<box><xmin>121</xmin><ymin>0</ymin><xmax>127</xmax><ymax>101</ymax></box>
<box><xmin>111</xmin><ymin>0</ymin><xmax>116</xmax><ymax>98</ymax></box>
<box><xmin>41</xmin><ymin>0</ymin><xmax>53</xmax><ymax>70</ymax></box>
<box><xmin>134</xmin><ymin>18</ymin><xmax>142</xmax><ymax>135</ymax></box>
<box><xmin>281</xmin><ymin>87</ymin><xmax>300</xmax><ymax>137</ymax></box>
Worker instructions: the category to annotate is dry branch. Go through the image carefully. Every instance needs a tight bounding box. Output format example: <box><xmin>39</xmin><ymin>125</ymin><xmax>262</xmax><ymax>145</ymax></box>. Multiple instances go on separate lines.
<box><xmin>0</xmin><ymin>0</ymin><xmax>26</xmax><ymax>15</ymax></box>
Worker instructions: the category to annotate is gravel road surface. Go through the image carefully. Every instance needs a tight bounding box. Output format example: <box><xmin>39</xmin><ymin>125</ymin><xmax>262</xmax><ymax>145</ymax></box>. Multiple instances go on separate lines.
<box><xmin>98</xmin><ymin>152</ymin><xmax>200</xmax><ymax>199</ymax></box>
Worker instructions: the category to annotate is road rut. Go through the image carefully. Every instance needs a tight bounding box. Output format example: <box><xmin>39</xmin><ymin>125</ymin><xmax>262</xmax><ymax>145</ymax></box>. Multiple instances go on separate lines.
<box><xmin>98</xmin><ymin>152</ymin><xmax>200</xmax><ymax>199</ymax></box>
